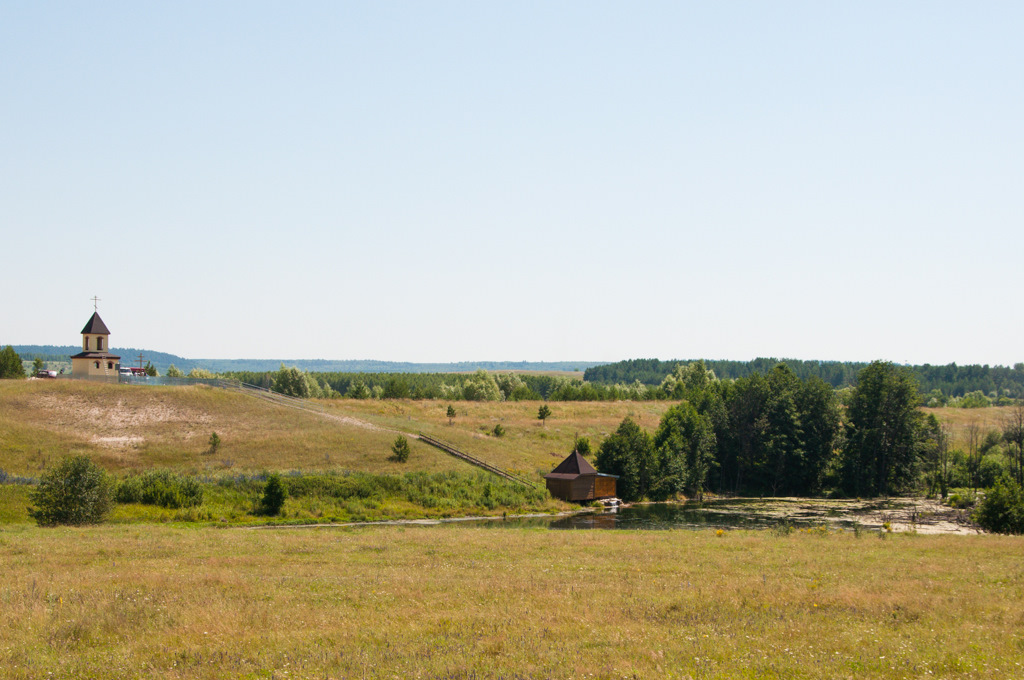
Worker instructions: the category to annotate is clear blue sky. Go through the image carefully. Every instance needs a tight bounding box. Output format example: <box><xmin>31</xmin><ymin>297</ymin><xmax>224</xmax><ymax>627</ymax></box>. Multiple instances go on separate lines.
<box><xmin>3</xmin><ymin>2</ymin><xmax>1022</xmax><ymax>365</ymax></box>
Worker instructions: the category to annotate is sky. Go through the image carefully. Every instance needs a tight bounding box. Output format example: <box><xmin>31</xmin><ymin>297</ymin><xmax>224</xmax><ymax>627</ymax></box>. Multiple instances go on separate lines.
<box><xmin>2</xmin><ymin>2</ymin><xmax>1022</xmax><ymax>365</ymax></box>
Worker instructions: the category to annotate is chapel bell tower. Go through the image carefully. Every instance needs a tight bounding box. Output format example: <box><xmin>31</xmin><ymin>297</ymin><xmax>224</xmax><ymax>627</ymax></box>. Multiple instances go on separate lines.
<box><xmin>70</xmin><ymin>303</ymin><xmax>121</xmax><ymax>378</ymax></box>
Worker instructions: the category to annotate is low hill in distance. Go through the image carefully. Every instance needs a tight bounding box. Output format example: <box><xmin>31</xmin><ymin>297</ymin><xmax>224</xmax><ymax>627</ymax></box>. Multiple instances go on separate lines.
<box><xmin>10</xmin><ymin>346</ymin><xmax>603</xmax><ymax>377</ymax></box>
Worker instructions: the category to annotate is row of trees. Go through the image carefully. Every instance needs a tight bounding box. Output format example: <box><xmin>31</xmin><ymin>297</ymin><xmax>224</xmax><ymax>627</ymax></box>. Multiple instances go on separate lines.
<box><xmin>223</xmin><ymin>363</ymin><xmax>1024</xmax><ymax>405</ymax></box>
<box><xmin>594</xmin><ymin>361</ymin><xmax>994</xmax><ymax>501</ymax></box>
<box><xmin>585</xmin><ymin>357</ymin><xmax>1024</xmax><ymax>400</ymax></box>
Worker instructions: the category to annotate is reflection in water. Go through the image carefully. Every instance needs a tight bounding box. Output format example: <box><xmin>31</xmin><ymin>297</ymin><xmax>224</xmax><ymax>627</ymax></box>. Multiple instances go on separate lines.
<box><xmin>462</xmin><ymin>499</ymin><xmax>864</xmax><ymax>531</ymax></box>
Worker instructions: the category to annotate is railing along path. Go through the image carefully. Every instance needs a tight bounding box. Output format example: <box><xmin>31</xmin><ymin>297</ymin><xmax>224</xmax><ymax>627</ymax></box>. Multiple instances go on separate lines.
<box><xmin>225</xmin><ymin>382</ymin><xmax>537</xmax><ymax>488</ymax></box>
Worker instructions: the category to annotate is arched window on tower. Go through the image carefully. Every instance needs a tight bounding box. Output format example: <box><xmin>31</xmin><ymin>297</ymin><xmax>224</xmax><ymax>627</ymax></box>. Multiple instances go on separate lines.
<box><xmin>97</xmin><ymin>337</ymin><xmax>104</xmax><ymax>351</ymax></box>
<box><xmin>85</xmin><ymin>337</ymin><xmax>90</xmax><ymax>351</ymax></box>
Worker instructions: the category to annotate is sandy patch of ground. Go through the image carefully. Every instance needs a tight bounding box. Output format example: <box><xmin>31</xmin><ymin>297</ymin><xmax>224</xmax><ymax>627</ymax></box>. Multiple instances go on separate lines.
<box><xmin>33</xmin><ymin>393</ymin><xmax>212</xmax><ymax>448</ymax></box>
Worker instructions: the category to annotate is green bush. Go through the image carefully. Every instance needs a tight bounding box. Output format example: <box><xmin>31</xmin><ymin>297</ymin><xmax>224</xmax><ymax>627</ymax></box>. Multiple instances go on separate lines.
<box><xmin>973</xmin><ymin>478</ymin><xmax>1024</xmax><ymax>534</ymax></box>
<box><xmin>29</xmin><ymin>456</ymin><xmax>112</xmax><ymax>526</ymax></box>
<box><xmin>259</xmin><ymin>474</ymin><xmax>287</xmax><ymax>516</ymax></box>
<box><xmin>946</xmin><ymin>492</ymin><xmax>976</xmax><ymax>509</ymax></box>
<box><xmin>492</xmin><ymin>424</ymin><xmax>505</xmax><ymax>437</ymax></box>
<box><xmin>115</xmin><ymin>470</ymin><xmax>203</xmax><ymax>509</ymax></box>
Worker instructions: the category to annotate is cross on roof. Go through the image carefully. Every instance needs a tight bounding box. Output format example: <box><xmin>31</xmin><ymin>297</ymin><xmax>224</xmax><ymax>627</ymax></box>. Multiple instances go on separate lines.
<box><xmin>91</xmin><ymin>295</ymin><xmax>101</xmax><ymax>311</ymax></box>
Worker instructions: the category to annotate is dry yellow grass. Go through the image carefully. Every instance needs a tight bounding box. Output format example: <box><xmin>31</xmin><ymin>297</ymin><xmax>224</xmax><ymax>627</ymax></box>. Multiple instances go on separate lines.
<box><xmin>332</xmin><ymin>397</ymin><xmax>672</xmax><ymax>477</ymax></box>
<box><xmin>0</xmin><ymin>524</ymin><xmax>1021</xmax><ymax>679</ymax></box>
<box><xmin>0</xmin><ymin>381</ymin><xmax>671</xmax><ymax>481</ymax></box>
<box><xmin>0</xmin><ymin>381</ymin><xmax>477</xmax><ymax>477</ymax></box>
<box><xmin>924</xmin><ymin>406</ymin><xmax>1016</xmax><ymax>444</ymax></box>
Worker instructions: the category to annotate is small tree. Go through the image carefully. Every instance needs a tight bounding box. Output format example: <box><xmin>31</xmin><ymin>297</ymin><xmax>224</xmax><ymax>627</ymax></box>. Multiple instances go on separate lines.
<box><xmin>492</xmin><ymin>424</ymin><xmax>505</xmax><ymax>437</ymax></box>
<box><xmin>32</xmin><ymin>357</ymin><xmax>45</xmax><ymax>374</ymax></box>
<box><xmin>208</xmin><ymin>432</ymin><xmax>221</xmax><ymax>455</ymax></box>
<box><xmin>538</xmin><ymin>404</ymin><xmax>552</xmax><ymax>426</ymax></box>
<box><xmin>259</xmin><ymin>474</ymin><xmax>287</xmax><ymax>516</ymax></box>
<box><xmin>29</xmin><ymin>455</ymin><xmax>112</xmax><ymax>526</ymax></box>
<box><xmin>572</xmin><ymin>435</ymin><xmax>592</xmax><ymax>456</ymax></box>
<box><xmin>346</xmin><ymin>379</ymin><xmax>371</xmax><ymax>399</ymax></box>
<box><xmin>165</xmin><ymin>364</ymin><xmax>184</xmax><ymax>378</ymax></box>
<box><xmin>391</xmin><ymin>436</ymin><xmax>411</xmax><ymax>463</ymax></box>
<box><xmin>446</xmin><ymin>405</ymin><xmax>456</xmax><ymax>425</ymax></box>
<box><xmin>144</xmin><ymin>361</ymin><xmax>158</xmax><ymax>377</ymax></box>
<box><xmin>0</xmin><ymin>345</ymin><xmax>25</xmax><ymax>379</ymax></box>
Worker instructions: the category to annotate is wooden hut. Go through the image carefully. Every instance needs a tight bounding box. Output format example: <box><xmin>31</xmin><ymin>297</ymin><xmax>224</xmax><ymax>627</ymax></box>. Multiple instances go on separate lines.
<box><xmin>545</xmin><ymin>451</ymin><xmax>617</xmax><ymax>502</ymax></box>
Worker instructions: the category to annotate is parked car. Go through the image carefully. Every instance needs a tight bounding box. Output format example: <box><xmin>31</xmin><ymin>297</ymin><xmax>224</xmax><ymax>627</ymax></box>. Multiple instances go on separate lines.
<box><xmin>37</xmin><ymin>370</ymin><xmax>58</xmax><ymax>379</ymax></box>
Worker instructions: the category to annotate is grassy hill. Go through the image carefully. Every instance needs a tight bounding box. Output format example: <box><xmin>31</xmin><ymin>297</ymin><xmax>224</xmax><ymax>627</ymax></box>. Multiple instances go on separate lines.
<box><xmin>0</xmin><ymin>380</ymin><xmax>673</xmax><ymax>480</ymax></box>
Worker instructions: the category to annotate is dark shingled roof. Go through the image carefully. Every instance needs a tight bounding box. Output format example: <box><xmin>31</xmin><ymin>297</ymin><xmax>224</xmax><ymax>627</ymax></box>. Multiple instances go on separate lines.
<box><xmin>70</xmin><ymin>351</ymin><xmax>121</xmax><ymax>360</ymax></box>
<box><xmin>81</xmin><ymin>312</ymin><xmax>111</xmax><ymax>335</ymax></box>
<box><xmin>548</xmin><ymin>451</ymin><xmax>598</xmax><ymax>477</ymax></box>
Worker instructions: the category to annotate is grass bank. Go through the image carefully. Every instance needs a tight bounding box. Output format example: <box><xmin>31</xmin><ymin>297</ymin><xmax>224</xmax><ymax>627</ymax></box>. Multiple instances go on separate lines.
<box><xmin>0</xmin><ymin>469</ymin><xmax>566</xmax><ymax>527</ymax></box>
<box><xmin>1</xmin><ymin>525</ymin><xmax>1021</xmax><ymax>679</ymax></box>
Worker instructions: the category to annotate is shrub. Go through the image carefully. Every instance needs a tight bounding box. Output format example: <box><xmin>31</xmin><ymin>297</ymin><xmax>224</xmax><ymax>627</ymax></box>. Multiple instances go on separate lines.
<box><xmin>115</xmin><ymin>470</ymin><xmax>203</xmax><ymax>509</ymax></box>
<box><xmin>391</xmin><ymin>436</ymin><xmax>411</xmax><ymax>463</ymax></box>
<box><xmin>29</xmin><ymin>456</ymin><xmax>112</xmax><ymax>526</ymax></box>
<box><xmin>208</xmin><ymin>432</ymin><xmax>221</xmax><ymax>455</ymax></box>
<box><xmin>973</xmin><ymin>478</ymin><xmax>1024</xmax><ymax>534</ymax></box>
<box><xmin>259</xmin><ymin>474</ymin><xmax>287</xmax><ymax>516</ymax></box>
<box><xmin>492</xmin><ymin>424</ymin><xmax>505</xmax><ymax>437</ymax></box>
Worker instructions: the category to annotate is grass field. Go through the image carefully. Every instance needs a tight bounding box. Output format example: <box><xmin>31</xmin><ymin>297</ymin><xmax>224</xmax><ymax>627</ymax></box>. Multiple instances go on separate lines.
<box><xmin>1</xmin><ymin>524</ymin><xmax>1021</xmax><ymax>679</ymax></box>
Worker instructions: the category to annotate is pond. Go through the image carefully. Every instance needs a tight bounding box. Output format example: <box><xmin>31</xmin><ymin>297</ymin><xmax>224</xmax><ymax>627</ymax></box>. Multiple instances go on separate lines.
<box><xmin>440</xmin><ymin>497</ymin><xmax>974</xmax><ymax>534</ymax></box>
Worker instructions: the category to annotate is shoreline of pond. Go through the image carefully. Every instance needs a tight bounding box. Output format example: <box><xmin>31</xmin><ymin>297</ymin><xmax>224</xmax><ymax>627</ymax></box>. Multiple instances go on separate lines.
<box><xmin>249</xmin><ymin>497</ymin><xmax>982</xmax><ymax>534</ymax></box>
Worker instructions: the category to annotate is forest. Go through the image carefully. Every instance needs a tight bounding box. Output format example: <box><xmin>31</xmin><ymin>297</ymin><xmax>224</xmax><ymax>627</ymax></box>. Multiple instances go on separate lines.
<box><xmin>593</xmin><ymin>361</ymin><xmax>1024</xmax><ymax>518</ymax></box>
<box><xmin>584</xmin><ymin>357</ymin><xmax>1024</xmax><ymax>400</ymax></box>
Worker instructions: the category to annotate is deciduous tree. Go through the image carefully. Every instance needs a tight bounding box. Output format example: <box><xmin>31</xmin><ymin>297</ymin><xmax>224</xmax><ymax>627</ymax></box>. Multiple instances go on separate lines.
<box><xmin>0</xmin><ymin>345</ymin><xmax>25</xmax><ymax>379</ymax></box>
<box><xmin>840</xmin><ymin>361</ymin><xmax>925</xmax><ymax>497</ymax></box>
<box><xmin>596</xmin><ymin>418</ymin><xmax>655</xmax><ymax>502</ymax></box>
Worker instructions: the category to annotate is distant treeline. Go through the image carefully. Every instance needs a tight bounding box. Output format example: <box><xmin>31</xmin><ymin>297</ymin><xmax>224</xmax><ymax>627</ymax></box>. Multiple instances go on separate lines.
<box><xmin>584</xmin><ymin>358</ymin><xmax>1024</xmax><ymax>399</ymax></box>
<box><xmin>10</xmin><ymin>346</ymin><xmax>600</xmax><ymax>377</ymax></box>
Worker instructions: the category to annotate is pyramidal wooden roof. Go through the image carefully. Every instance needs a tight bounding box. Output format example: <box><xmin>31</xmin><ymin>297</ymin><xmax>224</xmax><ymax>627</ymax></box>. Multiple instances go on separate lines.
<box><xmin>548</xmin><ymin>451</ymin><xmax>598</xmax><ymax>477</ymax></box>
<box><xmin>81</xmin><ymin>312</ymin><xmax>110</xmax><ymax>335</ymax></box>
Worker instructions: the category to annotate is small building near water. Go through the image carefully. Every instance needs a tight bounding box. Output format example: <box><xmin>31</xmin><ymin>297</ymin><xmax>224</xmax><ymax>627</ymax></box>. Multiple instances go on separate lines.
<box><xmin>545</xmin><ymin>451</ymin><xmax>617</xmax><ymax>502</ymax></box>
